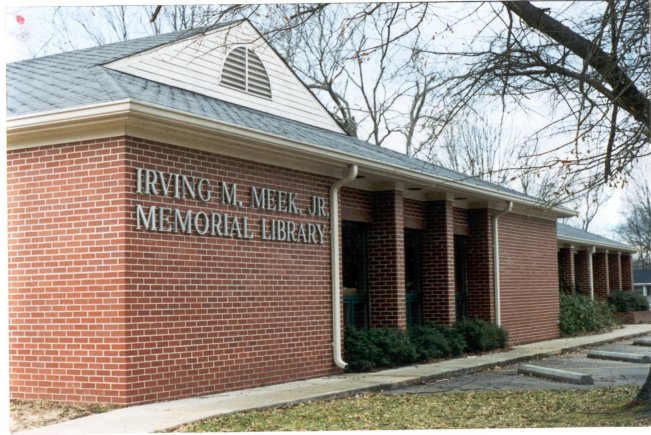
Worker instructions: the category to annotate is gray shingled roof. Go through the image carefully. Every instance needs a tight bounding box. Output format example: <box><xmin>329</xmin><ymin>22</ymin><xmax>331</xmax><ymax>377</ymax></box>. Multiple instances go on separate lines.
<box><xmin>557</xmin><ymin>223</ymin><xmax>636</xmax><ymax>252</ymax></box>
<box><xmin>7</xmin><ymin>24</ymin><xmax>546</xmax><ymax>203</ymax></box>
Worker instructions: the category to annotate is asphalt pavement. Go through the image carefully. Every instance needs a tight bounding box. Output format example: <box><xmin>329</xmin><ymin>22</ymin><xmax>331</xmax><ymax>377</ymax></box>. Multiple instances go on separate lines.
<box><xmin>14</xmin><ymin>324</ymin><xmax>651</xmax><ymax>435</ymax></box>
<box><xmin>386</xmin><ymin>337</ymin><xmax>651</xmax><ymax>394</ymax></box>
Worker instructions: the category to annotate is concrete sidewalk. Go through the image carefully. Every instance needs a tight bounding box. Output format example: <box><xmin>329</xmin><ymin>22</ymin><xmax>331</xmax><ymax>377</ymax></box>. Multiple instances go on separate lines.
<box><xmin>15</xmin><ymin>324</ymin><xmax>651</xmax><ymax>435</ymax></box>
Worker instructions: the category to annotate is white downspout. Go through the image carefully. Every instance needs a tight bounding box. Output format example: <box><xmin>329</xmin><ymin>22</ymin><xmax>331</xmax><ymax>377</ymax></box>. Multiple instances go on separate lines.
<box><xmin>493</xmin><ymin>201</ymin><xmax>513</xmax><ymax>327</ymax></box>
<box><xmin>588</xmin><ymin>246</ymin><xmax>595</xmax><ymax>300</ymax></box>
<box><xmin>330</xmin><ymin>164</ymin><xmax>358</xmax><ymax>369</ymax></box>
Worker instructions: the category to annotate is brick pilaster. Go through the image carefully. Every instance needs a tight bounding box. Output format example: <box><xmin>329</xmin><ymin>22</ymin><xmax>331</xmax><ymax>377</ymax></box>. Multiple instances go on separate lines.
<box><xmin>621</xmin><ymin>254</ymin><xmax>633</xmax><ymax>291</ymax></box>
<box><xmin>558</xmin><ymin>247</ymin><xmax>575</xmax><ymax>293</ymax></box>
<box><xmin>422</xmin><ymin>200</ymin><xmax>455</xmax><ymax>325</ymax></box>
<box><xmin>574</xmin><ymin>250</ymin><xmax>591</xmax><ymax>296</ymax></box>
<box><xmin>593</xmin><ymin>252</ymin><xmax>609</xmax><ymax>300</ymax></box>
<box><xmin>466</xmin><ymin>208</ymin><xmax>495</xmax><ymax>323</ymax></box>
<box><xmin>608</xmin><ymin>252</ymin><xmax>621</xmax><ymax>291</ymax></box>
<box><xmin>368</xmin><ymin>190</ymin><xmax>406</xmax><ymax>329</ymax></box>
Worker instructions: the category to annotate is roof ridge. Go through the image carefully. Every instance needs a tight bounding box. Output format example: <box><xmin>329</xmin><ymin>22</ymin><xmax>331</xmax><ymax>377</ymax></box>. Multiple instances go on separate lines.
<box><xmin>92</xmin><ymin>67</ymin><xmax>130</xmax><ymax>101</ymax></box>
<box><xmin>8</xmin><ymin>20</ymin><xmax>243</xmax><ymax>67</ymax></box>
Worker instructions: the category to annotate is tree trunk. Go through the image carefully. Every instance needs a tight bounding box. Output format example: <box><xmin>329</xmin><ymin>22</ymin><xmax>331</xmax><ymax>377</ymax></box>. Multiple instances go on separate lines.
<box><xmin>635</xmin><ymin>365</ymin><xmax>651</xmax><ymax>402</ymax></box>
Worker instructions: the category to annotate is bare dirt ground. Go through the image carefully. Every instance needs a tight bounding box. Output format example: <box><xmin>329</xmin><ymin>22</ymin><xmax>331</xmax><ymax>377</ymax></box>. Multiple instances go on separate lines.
<box><xmin>10</xmin><ymin>400</ymin><xmax>118</xmax><ymax>433</ymax></box>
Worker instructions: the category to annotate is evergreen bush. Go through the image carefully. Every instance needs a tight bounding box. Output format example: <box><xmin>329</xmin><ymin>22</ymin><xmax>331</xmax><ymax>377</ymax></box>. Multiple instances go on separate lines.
<box><xmin>608</xmin><ymin>291</ymin><xmax>650</xmax><ymax>312</ymax></box>
<box><xmin>343</xmin><ymin>328</ymin><xmax>418</xmax><ymax>371</ymax></box>
<box><xmin>559</xmin><ymin>294</ymin><xmax>618</xmax><ymax>336</ymax></box>
<box><xmin>453</xmin><ymin>318</ymin><xmax>508</xmax><ymax>353</ymax></box>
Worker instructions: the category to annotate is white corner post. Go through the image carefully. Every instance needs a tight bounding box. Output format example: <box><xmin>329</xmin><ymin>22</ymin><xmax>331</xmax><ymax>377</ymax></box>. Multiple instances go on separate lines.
<box><xmin>493</xmin><ymin>201</ymin><xmax>513</xmax><ymax>327</ymax></box>
<box><xmin>329</xmin><ymin>164</ymin><xmax>358</xmax><ymax>370</ymax></box>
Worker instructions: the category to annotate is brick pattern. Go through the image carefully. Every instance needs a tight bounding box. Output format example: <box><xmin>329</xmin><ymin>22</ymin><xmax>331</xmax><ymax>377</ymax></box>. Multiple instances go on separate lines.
<box><xmin>403</xmin><ymin>198</ymin><xmax>425</xmax><ymax>230</ymax></box>
<box><xmin>608</xmin><ymin>252</ymin><xmax>622</xmax><ymax>291</ymax></box>
<box><xmin>422</xmin><ymin>201</ymin><xmax>456</xmax><ymax>325</ymax></box>
<box><xmin>558</xmin><ymin>248</ymin><xmax>575</xmax><ymax>293</ymax></box>
<box><xmin>9</xmin><ymin>136</ymin><xmax>339</xmax><ymax>404</ymax></box>
<box><xmin>593</xmin><ymin>252</ymin><xmax>609</xmax><ymax>300</ymax></box>
<box><xmin>368</xmin><ymin>191</ymin><xmax>406</xmax><ymax>329</ymax></box>
<box><xmin>341</xmin><ymin>187</ymin><xmax>373</xmax><ymax>223</ymax></box>
<box><xmin>498</xmin><ymin>213</ymin><xmax>560</xmax><ymax>345</ymax></box>
<box><xmin>466</xmin><ymin>208</ymin><xmax>494</xmax><ymax>322</ymax></box>
<box><xmin>123</xmin><ymin>138</ymin><xmax>336</xmax><ymax>404</ymax></box>
<box><xmin>8</xmin><ymin>138</ymin><xmax>130</xmax><ymax>404</ymax></box>
<box><xmin>621</xmin><ymin>254</ymin><xmax>633</xmax><ymax>291</ymax></box>
<box><xmin>453</xmin><ymin>207</ymin><xmax>470</xmax><ymax>235</ymax></box>
<box><xmin>574</xmin><ymin>250</ymin><xmax>591</xmax><ymax>296</ymax></box>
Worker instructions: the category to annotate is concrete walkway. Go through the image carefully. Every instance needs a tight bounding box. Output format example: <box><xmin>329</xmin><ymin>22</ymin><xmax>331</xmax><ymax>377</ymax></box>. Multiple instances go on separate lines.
<box><xmin>16</xmin><ymin>324</ymin><xmax>651</xmax><ymax>435</ymax></box>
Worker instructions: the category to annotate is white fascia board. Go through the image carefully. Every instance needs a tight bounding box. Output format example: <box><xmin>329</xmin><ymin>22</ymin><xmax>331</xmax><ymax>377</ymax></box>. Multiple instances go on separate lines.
<box><xmin>8</xmin><ymin>99</ymin><xmax>575</xmax><ymax>217</ymax></box>
<box><xmin>126</xmin><ymin>101</ymin><xmax>576</xmax><ymax>217</ymax></box>
<box><xmin>557</xmin><ymin>235</ymin><xmax>639</xmax><ymax>253</ymax></box>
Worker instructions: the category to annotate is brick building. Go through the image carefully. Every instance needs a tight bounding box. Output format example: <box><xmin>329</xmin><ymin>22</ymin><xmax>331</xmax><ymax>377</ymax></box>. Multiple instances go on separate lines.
<box><xmin>6</xmin><ymin>21</ymin><xmax>636</xmax><ymax>405</ymax></box>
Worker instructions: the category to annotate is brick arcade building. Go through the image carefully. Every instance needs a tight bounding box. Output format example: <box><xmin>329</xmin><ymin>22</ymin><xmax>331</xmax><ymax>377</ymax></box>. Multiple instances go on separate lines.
<box><xmin>6</xmin><ymin>21</ymin><xmax>636</xmax><ymax>405</ymax></box>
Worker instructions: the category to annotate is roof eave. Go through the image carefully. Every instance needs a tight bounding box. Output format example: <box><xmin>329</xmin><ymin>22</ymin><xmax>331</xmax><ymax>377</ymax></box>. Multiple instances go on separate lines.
<box><xmin>7</xmin><ymin>99</ymin><xmax>575</xmax><ymax>217</ymax></box>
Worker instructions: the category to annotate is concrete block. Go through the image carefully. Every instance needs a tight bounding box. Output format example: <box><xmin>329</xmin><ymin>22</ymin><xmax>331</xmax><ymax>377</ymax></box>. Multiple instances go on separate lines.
<box><xmin>633</xmin><ymin>337</ymin><xmax>651</xmax><ymax>347</ymax></box>
<box><xmin>587</xmin><ymin>350</ymin><xmax>651</xmax><ymax>363</ymax></box>
<box><xmin>518</xmin><ymin>364</ymin><xmax>594</xmax><ymax>385</ymax></box>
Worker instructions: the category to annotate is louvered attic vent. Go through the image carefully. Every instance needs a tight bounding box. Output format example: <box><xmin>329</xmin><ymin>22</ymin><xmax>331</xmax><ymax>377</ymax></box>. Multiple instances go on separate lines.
<box><xmin>220</xmin><ymin>47</ymin><xmax>272</xmax><ymax>99</ymax></box>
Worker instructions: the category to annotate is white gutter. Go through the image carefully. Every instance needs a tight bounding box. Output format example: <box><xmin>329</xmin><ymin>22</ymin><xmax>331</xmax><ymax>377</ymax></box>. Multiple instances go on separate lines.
<box><xmin>329</xmin><ymin>164</ymin><xmax>358</xmax><ymax>370</ymax></box>
<box><xmin>588</xmin><ymin>246</ymin><xmax>595</xmax><ymax>300</ymax></box>
<box><xmin>493</xmin><ymin>201</ymin><xmax>513</xmax><ymax>327</ymax></box>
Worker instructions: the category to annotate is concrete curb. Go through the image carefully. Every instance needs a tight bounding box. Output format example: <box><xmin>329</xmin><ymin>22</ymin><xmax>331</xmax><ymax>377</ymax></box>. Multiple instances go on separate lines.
<box><xmin>517</xmin><ymin>364</ymin><xmax>594</xmax><ymax>385</ymax></box>
<box><xmin>634</xmin><ymin>337</ymin><xmax>651</xmax><ymax>347</ymax></box>
<box><xmin>14</xmin><ymin>324</ymin><xmax>651</xmax><ymax>435</ymax></box>
<box><xmin>587</xmin><ymin>350</ymin><xmax>651</xmax><ymax>363</ymax></box>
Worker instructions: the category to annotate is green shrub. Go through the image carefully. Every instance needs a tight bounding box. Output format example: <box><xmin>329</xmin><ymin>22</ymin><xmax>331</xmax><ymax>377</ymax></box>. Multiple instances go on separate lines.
<box><xmin>428</xmin><ymin>324</ymin><xmax>467</xmax><ymax>356</ymax></box>
<box><xmin>344</xmin><ymin>328</ymin><xmax>418</xmax><ymax>371</ymax></box>
<box><xmin>453</xmin><ymin>318</ymin><xmax>508</xmax><ymax>353</ymax></box>
<box><xmin>559</xmin><ymin>294</ymin><xmax>618</xmax><ymax>336</ymax></box>
<box><xmin>408</xmin><ymin>325</ymin><xmax>452</xmax><ymax>360</ymax></box>
<box><xmin>608</xmin><ymin>291</ymin><xmax>650</xmax><ymax>312</ymax></box>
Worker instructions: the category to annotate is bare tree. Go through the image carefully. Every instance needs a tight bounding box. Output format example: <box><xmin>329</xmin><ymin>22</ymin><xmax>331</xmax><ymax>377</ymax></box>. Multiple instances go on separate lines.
<box><xmin>617</xmin><ymin>171</ymin><xmax>651</xmax><ymax>269</ymax></box>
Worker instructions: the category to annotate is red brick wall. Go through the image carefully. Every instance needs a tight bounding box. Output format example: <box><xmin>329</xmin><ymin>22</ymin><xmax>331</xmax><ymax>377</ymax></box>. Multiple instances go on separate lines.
<box><xmin>404</xmin><ymin>198</ymin><xmax>425</xmax><ymax>230</ymax></box>
<box><xmin>574</xmin><ymin>250</ymin><xmax>591</xmax><ymax>296</ymax></box>
<box><xmin>621</xmin><ymin>254</ymin><xmax>633</xmax><ymax>291</ymax></box>
<box><xmin>8</xmin><ymin>138</ymin><xmax>130</xmax><ymax>403</ymax></box>
<box><xmin>466</xmin><ymin>208</ymin><xmax>495</xmax><ymax>322</ymax></box>
<box><xmin>422</xmin><ymin>201</ymin><xmax>456</xmax><ymax>324</ymax></box>
<box><xmin>9</xmin><ymin>136</ymin><xmax>339</xmax><ymax>404</ymax></box>
<box><xmin>123</xmin><ymin>138</ymin><xmax>336</xmax><ymax>404</ymax></box>
<box><xmin>341</xmin><ymin>187</ymin><xmax>372</xmax><ymax>223</ymax></box>
<box><xmin>593</xmin><ymin>252</ymin><xmax>610</xmax><ymax>300</ymax></box>
<box><xmin>453</xmin><ymin>207</ymin><xmax>469</xmax><ymax>235</ymax></box>
<box><xmin>368</xmin><ymin>191</ymin><xmax>406</xmax><ymax>329</ymax></box>
<box><xmin>498</xmin><ymin>214</ymin><xmax>560</xmax><ymax>345</ymax></box>
<box><xmin>608</xmin><ymin>252</ymin><xmax>622</xmax><ymax>291</ymax></box>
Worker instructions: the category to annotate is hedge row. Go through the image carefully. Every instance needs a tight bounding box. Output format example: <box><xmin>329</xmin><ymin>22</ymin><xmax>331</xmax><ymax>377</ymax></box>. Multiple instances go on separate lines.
<box><xmin>559</xmin><ymin>294</ymin><xmax>618</xmax><ymax>336</ymax></box>
<box><xmin>344</xmin><ymin>318</ymin><xmax>508</xmax><ymax>372</ymax></box>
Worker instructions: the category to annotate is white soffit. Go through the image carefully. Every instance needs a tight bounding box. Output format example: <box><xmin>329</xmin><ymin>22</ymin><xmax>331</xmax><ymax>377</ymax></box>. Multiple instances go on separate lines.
<box><xmin>105</xmin><ymin>21</ymin><xmax>344</xmax><ymax>133</ymax></box>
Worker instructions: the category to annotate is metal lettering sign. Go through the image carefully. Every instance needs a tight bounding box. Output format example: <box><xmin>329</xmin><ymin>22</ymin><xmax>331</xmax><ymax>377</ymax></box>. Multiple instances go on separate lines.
<box><xmin>134</xmin><ymin>168</ymin><xmax>328</xmax><ymax>244</ymax></box>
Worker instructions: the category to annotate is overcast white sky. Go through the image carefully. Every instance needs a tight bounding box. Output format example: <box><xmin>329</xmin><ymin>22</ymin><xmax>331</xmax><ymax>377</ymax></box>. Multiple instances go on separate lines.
<box><xmin>3</xmin><ymin>1</ymin><xmax>648</xmax><ymax>239</ymax></box>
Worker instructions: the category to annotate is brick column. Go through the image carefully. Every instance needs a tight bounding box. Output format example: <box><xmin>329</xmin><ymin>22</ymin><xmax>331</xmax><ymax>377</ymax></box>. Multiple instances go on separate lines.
<box><xmin>574</xmin><ymin>250</ymin><xmax>590</xmax><ymax>296</ymax></box>
<box><xmin>368</xmin><ymin>190</ymin><xmax>406</xmax><ymax>329</ymax></box>
<box><xmin>593</xmin><ymin>251</ymin><xmax>609</xmax><ymax>300</ymax></box>
<box><xmin>558</xmin><ymin>247</ymin><xmax>575</xmax><ymax>293</ymax></box>
<box><xmin>421</xmin><ymin>200</ymin><xmax>455</xmax><ymax>325</ymax></box>
<box><xmin>621</xmin><ymin>254</ymin><xmax>633</xmax><ymax>291</ymax></box>
<box><xmin>608</xmin><ymin>252</ymin><xmax>621</xmax><ymax>291</ymax></box>
<box><xmin>466</xmin><ymin>208</ymin><xmax>495</xmax><ymax>323</ymax></box>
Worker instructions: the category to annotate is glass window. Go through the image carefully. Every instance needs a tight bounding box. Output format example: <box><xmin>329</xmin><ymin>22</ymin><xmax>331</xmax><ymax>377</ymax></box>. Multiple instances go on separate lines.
<box><xmin>405</xmin><ymin>229</ymin><xmax>423</xmax><ymax>327</ymax></box>
<box><xmin>343</xmin><ymin>221</ymin><xmax>368</xmax><ymax>329</ymax></box>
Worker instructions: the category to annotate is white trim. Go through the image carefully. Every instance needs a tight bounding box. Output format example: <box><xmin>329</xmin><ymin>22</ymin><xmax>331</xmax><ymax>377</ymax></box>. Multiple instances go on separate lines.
<box><xmin>8</xmin><ymin>99</ymin><xmax>575</xmax><ymax>217</ymax></box>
